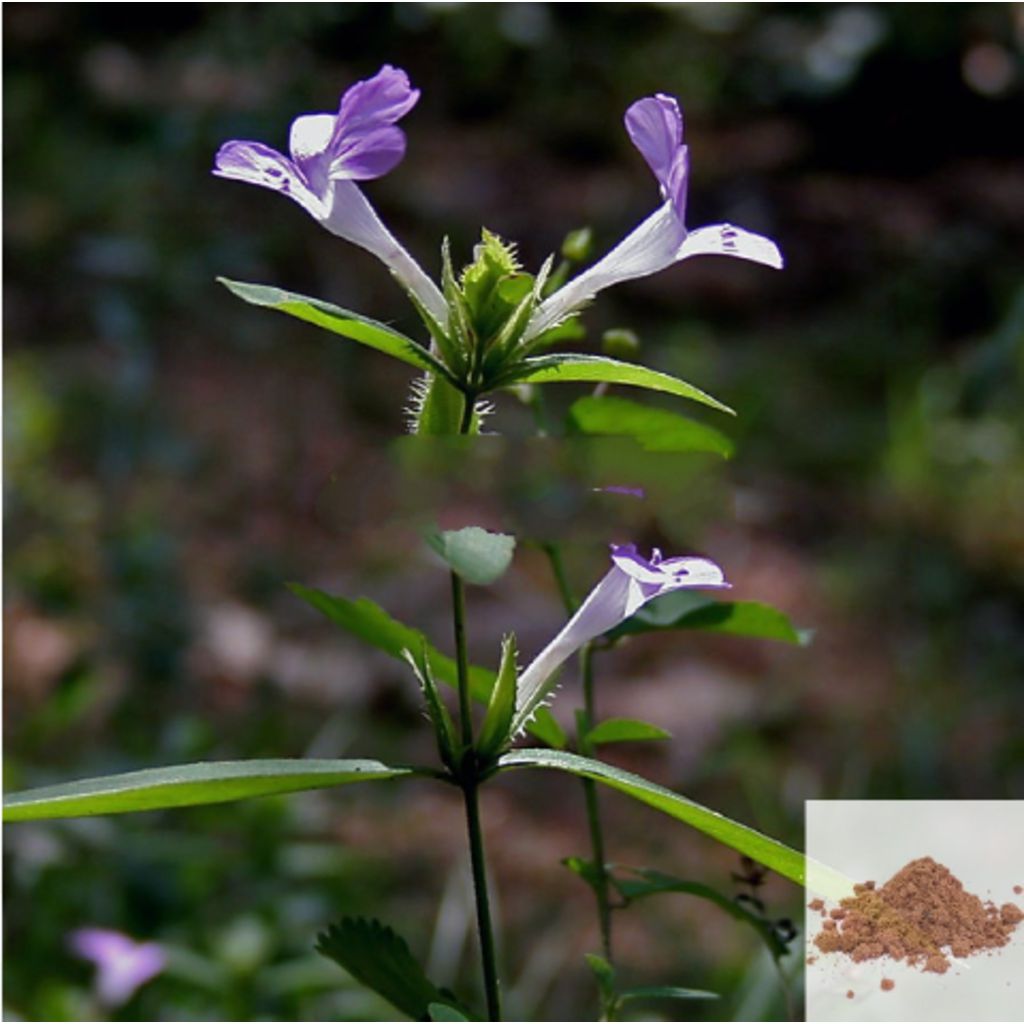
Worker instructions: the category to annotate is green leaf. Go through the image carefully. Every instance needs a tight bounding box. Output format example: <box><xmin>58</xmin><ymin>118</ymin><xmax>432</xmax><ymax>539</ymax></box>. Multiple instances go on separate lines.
<box><xmin>613</xmin><ymin>868</ymin><xmax>790</xmax><ymax>959</ymax></box>
<box><xmin>498</xmin><ymin>749</ymin><xmax>804</xmax><ymax>885</ymax></box>
<box><xmin>562</xmin><ymin>855</ymin><xmax>604</xmax><ymax>893</ymax></box>
<box><xmin>316</xmin><ymin>917</ymin><xmax>461</xmax><ymax>1021</ymax></box>
<box><xmin>618</xmin><ymin>985</ymin><xmax>719</xmax><ymax>1005</ymax></box>
<box><xmin>476</xmin><ymin>634</ymin><xmax>519</xmax><ymax>759</ymax></box>
<box><xmin>288</xmin><ymin>585</ymin><xmax>566</xmax><ymax>748</ymax></box>
<box><xmin>3</xmin><ymin>759</ymin><xmax>415</xmax><ymax>822</ymax></box>
<box><xmin>500</xmin><ymin>354</ymin><xmax>734</xmax><ymax>415</ymax></box>
<box><xmin>429</xmin><ymin>1003</ymin><xmax>471</xmax><ymax>1022</ymax></box>
<box><xmin>425</xmin><ymin>526</ymin><xmax>516</xmax><ymax>586</ymax></box>
<box><xmin>218</xmin><ymin>279</ymin><xmax>457</xmax><ymax>384</ymax></box>
<box><xmin>585</xmin><ymin>718</ymin><xmax>671</xmax><ymax>746</ymax></box>
<box><xmin>569</xmin><ymin>395</ymin><xmax>734</xmax><ymax>458</ymax></box>
<box><xmin>403</xmin><ymin>643</ymin><xmax>459</xmax><ymax>771</ymax></box>
<box><xmin>584</xmin><ymin>952</ymin><xmax>616</xmax><ymax>1000</ymax></box>
<box><xmin>608</xmin><ymin>590</ymin><xmax>807</xmax><ymax>645</ymax></box>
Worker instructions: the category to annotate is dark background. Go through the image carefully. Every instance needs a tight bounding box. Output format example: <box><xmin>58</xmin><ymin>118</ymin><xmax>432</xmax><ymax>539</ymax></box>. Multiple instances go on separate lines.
<box><xmin>5</xmin><ymin>4</ymin><xmax>1023</xmax><ymax>1020</ymax></box>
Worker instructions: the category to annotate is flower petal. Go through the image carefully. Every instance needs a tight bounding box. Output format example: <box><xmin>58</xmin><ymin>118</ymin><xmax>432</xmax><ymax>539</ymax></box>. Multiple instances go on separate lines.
<box><xmin>321</xmin><ymin>181</ymin><xmax>447</xmax><ymax>324</ymax></box>
<box><xmin>677</xmin><ymin>223</ymin><xmax>784</xmax><ymax>270</ymax></box>
<box><xmin>330</xmin><ymin>125</ymin><xmax>407</xmax><ymax>181</ymax></box>
<box><xmin>214</xmin><ymin>140</ymin><xmax>326</xmax><ymax>219</ymax></box>
<box><xmin>337</xmin><ymin>64</ymin><xmax>421</xmax><ymax>132</ymax></box>
<box><xmin>524</xmin><ymin>202</ymin><xmax>686</xmax><ymax>341</ymax></box>
<box><xmin>625</xmin><ymin>94</ymin><xmax>683</xmax><ymax>185</ymax></box>
<box><xmin>511</xmin><ymin>544</ymin><xmax>729</xmax><ymax>735</ymax></box>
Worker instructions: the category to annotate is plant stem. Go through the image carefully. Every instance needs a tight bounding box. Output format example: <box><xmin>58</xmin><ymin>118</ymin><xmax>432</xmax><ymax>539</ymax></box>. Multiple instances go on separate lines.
<box><xmin>462</xmin><ymin>773</ymin><xmax>502</xmax><ymax>1021</ymax></box>
<box><xmin>450</xmin><ymin>568</ymin><xmax>502</xmax><ymax>1020</ymax></box>
<box><xmin>451</xmin><ymin>572</ymin><xmax>473</xmax><ymax>748</ymax></box>
<box><xmin>540</xmin><ymin>541</ymin><xmax>578</xmax><ymax>614</ymax></box>
<box><xmin>578</xmin><ymin>643</ymin><xmax>614</xmax><ymax>962</ymax></box>
<box><xmin>459</xmin><ymin>390</ymin><xmax>476</xmax><ymax>434</ymax></box>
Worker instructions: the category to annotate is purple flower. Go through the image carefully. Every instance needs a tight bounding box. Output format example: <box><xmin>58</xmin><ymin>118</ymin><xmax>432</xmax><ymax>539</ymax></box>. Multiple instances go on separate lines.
<box><xmin>512</xmin><ymin>543</ymin><xmax>729</xmax><ymax>733</ymax></box>
<box><xmin>214</xmin><ymin>65</ymin><xmax>446</xmax><ymax>322</ymax></box>
<box><xmin>69</xmin><ymin>927</ymin><xmax>165</xmax><ymax>1006</ymax></box>
<box><xmin>525</xmin><ymin>93</ymin><xmax>783</xmax><ymax>341</ymax></box>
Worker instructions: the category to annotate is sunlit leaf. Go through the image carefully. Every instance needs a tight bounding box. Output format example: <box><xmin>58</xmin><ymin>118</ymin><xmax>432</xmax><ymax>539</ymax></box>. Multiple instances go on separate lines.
<box><xmin>500</xmin><ymin>354</ymin><xmax>733</xmax><ymax>414</ymax></box>
<box><xmin>618</xmin><ymin>985</ymin><xmax>719</xmax><ymax>1005</ymax></box>
<box><xmin>570</xmin><ymin>395</ymin><xmax>734</xmax><ymax>457</ymax></box>
<box><xmin>608</xmin><ymin>590</ymin><xmax>808</xmax><ymax>645</ymax></box>
<box><xmin>3</xmin><ymin>759</ymin><xmax>415</xmax><ymax>821</ymax></box>
<box><xmin>218</xmin><ymin>278</ymin><xmax>457</xmax><ymax>384</ymax></box>
<box><xmin>426</xmin><ymin>526</ymin><xmax>516</xmax><ymax>586</ymax></box>
<box><xmin>498</xmin><ymin>749</ymin><xmax>804</xmax><ymax>885</ymax></box>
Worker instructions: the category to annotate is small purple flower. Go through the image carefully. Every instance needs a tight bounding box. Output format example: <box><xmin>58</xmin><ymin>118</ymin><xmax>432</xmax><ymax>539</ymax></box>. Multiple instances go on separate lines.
<box><xmin>69</xmin><ymin>927</ymin><xmax>165</xmax><ymax>1006</ymax></box>
<box><xmin>525</xmin><ymin>93</ymin><xmax>783</xmax><ymax>341</ymax></box>
<box><xmin>512</xmin><ymin>543</ymin><xmax>729</xmax><ymax>733</ymax></box>
<box><xmin>214</xmin><ymin>65</ymin><xmax>446</xmax><ymax>322</ymax></box>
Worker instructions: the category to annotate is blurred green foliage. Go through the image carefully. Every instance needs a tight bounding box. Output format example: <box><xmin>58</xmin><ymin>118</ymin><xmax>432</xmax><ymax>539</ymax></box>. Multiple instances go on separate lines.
<box><xmin>5</xmin><ymin>3</ymin><xmax>1023</xmax><ymax>1020</ymax></box>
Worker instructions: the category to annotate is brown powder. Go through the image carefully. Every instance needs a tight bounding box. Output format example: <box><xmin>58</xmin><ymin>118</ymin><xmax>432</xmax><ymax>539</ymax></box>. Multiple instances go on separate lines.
<box><xmin>845</xmin><ymin>990</ymin><xmax>854</xmax><ymax>999</ymax></box>
<box><xmin>1014</xmin><ymin>885</ymin><xmax>1022</xmax><ymax>896</ymax></box>
<box><xmin>808</xmin><ymin>897</ymin><xmax>825</xmax><ymax>914</ymax></box>
<box><xmin>881</xmin><ymin>978</ymin><xmax>895</xmax><ymax>991</ymax></box>
<box><xmin>812</xmin><ymin>856</ymin><xmax>1023</xmax><ymax>974</ymax></box>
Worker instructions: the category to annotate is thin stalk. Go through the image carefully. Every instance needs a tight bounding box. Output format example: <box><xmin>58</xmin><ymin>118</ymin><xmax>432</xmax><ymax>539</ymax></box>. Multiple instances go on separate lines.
<box><xmin>459</xmin><ymin>389</ymin><xmax>476</xmax><ymax>434</ymax></box>
<box><xmin>578</xmin><ymin>643</ymin><xmax>614</xmax><ymax>962</ymax></box>
<box><xmin>450</xmin><ymin>564</ymin><xmax>502</xmax><ymax>1019</ymax></box>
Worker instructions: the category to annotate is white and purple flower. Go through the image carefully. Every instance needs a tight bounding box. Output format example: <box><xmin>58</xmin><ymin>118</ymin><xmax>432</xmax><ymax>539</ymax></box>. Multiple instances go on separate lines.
<box><xmin>69</xmin><ymin>927</ymin><xmax>165</xmax><ymax>1006</ymax></box>
<box><xmin>214</xmin><ymin>65</ymin><xmax>447</xmax><ymax>323</ymax></box>
<box><xmin>512</xmin><ymin>543</ymin><xmax>729</xmax><ymax>733</ymax></box>
<box><xmin>524</xmin><ymin>93</ymin><xmax>783</xmax><ymax>341</ymax></box>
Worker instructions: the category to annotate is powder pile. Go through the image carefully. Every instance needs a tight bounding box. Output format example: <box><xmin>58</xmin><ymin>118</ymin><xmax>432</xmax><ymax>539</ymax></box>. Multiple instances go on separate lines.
<box><xmin>811</xmin><ymin>856</ymin><xmax>1023</xmax><ymax>974</ymax></box>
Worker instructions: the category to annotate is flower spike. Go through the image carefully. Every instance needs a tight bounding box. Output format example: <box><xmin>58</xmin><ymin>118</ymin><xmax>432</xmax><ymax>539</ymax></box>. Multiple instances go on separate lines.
<box><xmin>525</xmin><ymin>92</ymin><xmax>783</xmax><ymax>342</ymax></box>
<box><xmin>214</xmin><ymin>65</ymin><xmax>447</xmax><ymax>324</ymax></box>
<box><xmin>511</xmin><ymin>544</ymin><xmax>729</xmax><ymax>735</ymax></box>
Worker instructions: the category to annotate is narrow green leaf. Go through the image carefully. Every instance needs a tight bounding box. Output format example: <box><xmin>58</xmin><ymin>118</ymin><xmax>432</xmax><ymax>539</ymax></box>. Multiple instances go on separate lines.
<box><xmin>3</xmin><ymin>759</ymin><xmax>415</xmax><ymax>822</ymax></box>
<box><xmin>584</xmin><ymin>953</ymin><xmax>616</xmax><ymax>999</ymax></box>
<box><xmin>429</xmin><ymin>1004</ymin><xmax>471</xmax><ymax>1022</ymax></box>
<box><xmin>412</xmin><ymin>374</ymin><xmax>476</xmax><ymax>436</ymax></box>
<box><xmin>402</xmin><ymin>643</ymin><xmax>459</xmax><ymax>770</ymax></box>
<box><xmin>218</xmin><ymin>278</ymin><xmax>457</xmax><ymax>384</ymax></box>
<box><xmin>316</xmin><ymin>917</ymin><xmax>461</xmax><ymax>1021</ymax></box>
<box><xmin>476</xmin><ymin>634</ymin><xmax>519</xmax><ymax>759</ymax></box>
<box><xmin>608</xmin><ymin>590</ymin><xmax>807</xmax><ymax>645</ymax></box>
<box><xmin>585</xmin><ymin>718</ymin><xmax>671</xmax><ymax>746</ymax></box>
<box><xmin>613</xmin><ymin>868</ymin><xmax>790</xmax><ymax>959</ymax></box>
<box><xmin>426</xmin><ymin>526</ymin><xmax>516</xmax><ymax>586</ymax></box>
<box><xmin>498</xmin><ymin>749</ymin><xmax>804</xmax><ymax>885</ymax></box>
<box><xmin>569</xmin><ymin>395</ymin><xmax>734</xmax><ymax>458</ymax></box>
<box><xmin>500</xmin><ymin>354</ymin><xmax>734</xmax><ymax>415</ymax></box>
<box><xmin>618</xmin><ymin>985</ymin><xmax>719</xmax><ymax>1005</ymax></box>
<box><xmin>288</xmin><ymin>585</ymin><xmax>566</xmax><ymax>748</ymax></box>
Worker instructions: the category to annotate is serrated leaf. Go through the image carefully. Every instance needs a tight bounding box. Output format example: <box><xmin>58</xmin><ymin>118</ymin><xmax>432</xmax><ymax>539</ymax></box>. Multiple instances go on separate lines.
<box><xmin>316</xmin><ymin>917</ymin><xmax>459</xmax><ymax>1021</ymax></box>
<box><xmin>618</xmin><ymin>985</ymin><xmax>718</xmax><ymax>1005</ymax></box>
<box><xmin>426</xmin><ymin>526</ymin><xmax>516</xmax><ymax>586</ymax></box>
<box><xmin>402</xmin><ymin>643</ymin><xmax>459</xmax><ymax>770</ymax></box>
<box><xmin>584</xmin><ymin>718</ymin><xmax>670</xmax><ymax>746</ymax></box>
<box><xmin>607</xmin><ymin>590</ymin><xmax>807</xmax><ymax>645</ymax></box>
<box><xmin>499</xmin><ymin>354</ymin><xmax>733</xmax><ymax>415</ymax></box>
<box><xmin>476</xmin><ymin>634</ymin><xmax>518</xmax><ymax>759</ymax></box>
<box><xmin>569</xmin><ymin>395</ymin><xmax>734</xmax><ymax>458</ymax></box>
<box><xmin>288</xmin><ymin>585</ymin><xmax>566</xmax><ymax>748</ymax></box>
<box><xmin>3</xmin><ymin>759</ymin><xmax>415</xmax><ymax>821</ymax></box>
<box><xmin>498</xmin><ymin>749</ymin><xmax>804</xmax><ymax>885</ymax></box>
<box><xmin>217</xmin><ymin>279</ymin><xmax>456</xmax><ymax>385</ymax></box>
<box><xmin>613</xmin><ymin>868</ymin><xmax>790</xmax><ymax>959</ymax></box>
